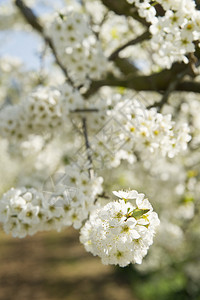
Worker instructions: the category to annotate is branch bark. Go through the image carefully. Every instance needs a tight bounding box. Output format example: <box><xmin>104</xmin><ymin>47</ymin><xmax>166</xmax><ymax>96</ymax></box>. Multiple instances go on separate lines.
<box><xmin>84</xmin><ymin>63</ymin><xmax>200</xmax><ymax>98</ymax></box>
<box><xmin>147</xmin><ymin>68</ymin><xmax>192</xmax><ymax>111</ymax></box>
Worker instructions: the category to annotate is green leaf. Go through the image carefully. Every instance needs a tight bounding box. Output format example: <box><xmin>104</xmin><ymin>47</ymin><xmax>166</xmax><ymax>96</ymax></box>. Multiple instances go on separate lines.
<box><xmin>132</xmin><ymin>208</ymin><xmax>150</xmax><ymax>219</ymax></box>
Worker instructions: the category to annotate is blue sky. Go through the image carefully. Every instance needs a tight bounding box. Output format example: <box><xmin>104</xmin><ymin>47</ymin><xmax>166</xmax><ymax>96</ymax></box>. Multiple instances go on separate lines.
<box><xmin>0</xmin><ymin>30</ymin><xmax>42</xmax><ymax>69</ymax></box>
<box><xmin>0</xmin><ymin>0</ymin><xmax>64</xmax><ymax>69</ymax></box>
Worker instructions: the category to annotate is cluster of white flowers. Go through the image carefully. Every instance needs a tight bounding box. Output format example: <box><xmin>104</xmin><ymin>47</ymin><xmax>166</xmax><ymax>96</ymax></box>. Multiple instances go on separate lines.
<box><xmin>22</xmin><ymin>87</ymin><xmax>63</xmax><ymax>132</ymax></box>
<box><xmin>60</xmin><ymin>82</ymin><xmax>85</xmax><ymax>113</ymax></box>
<box><xmin>0</xmin><ymin>187</ymin><xmax>47</xmax><ymax>238</ymax></box>
<box><xmin>80</xmin><ymin>190</ymin><xmax>160</xmax><ymax>267</ymax></box>
<box><xmin>0</xmin><ymin>84</ymin><xmax>87</xmax><ymax>143</ymax></box>
<box><xmin>127</xmin><ymin>0</ymin><xmax>157</xmax><ymax>23</ymax></box>
<box><xmin>63</xmin><ymin>164</ymin><xmax>103</xmax><ymax>197</ymax></box>
<box><xmin>70</xmin><ymin>95</ymin><xmax>192</xmax><ymax>171</ymax></box>
<box><xmin>0</xmin><ymin>164</ymin><xmax>103</xmax><ymax>238</ymax></box>
<box><xmin>126</xmin><ymin>0</ymin><xmax>200</xmax><ymax>68</ymax></box>
<box><xmin>116</xmin><ymin>99</ymin><xmax>191</xmax><ymax>159</ymax></box>
<box><xmin>155</xmin><ymin>0</ymin><xmax>196</xmax><ymax>12</ymax></box>
<box><xmin>0</xmin><ymin>87</ymin><xmax>62</xmax><ymax>142</ymax></box>
<box><xmin>0</xmin><ymin>86</ymin><xmax>191</xmax><ymax>167</ymax></box>
<box><xmin>150</xmin><ymin>5</ymin><xmax>200</xmax><ymax>67</ymax></box>
<box><xmin>82</xmin><ymin>97</ymin><xmax>191</xmax><ymax>170</ymax></box>
<box><xmin>47</xmin><ymin>9</ymin><xmax>108</xmax><ymax>86</ymax></box>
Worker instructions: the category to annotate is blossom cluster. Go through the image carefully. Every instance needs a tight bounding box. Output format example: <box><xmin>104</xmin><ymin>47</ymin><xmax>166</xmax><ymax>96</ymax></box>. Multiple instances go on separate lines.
<box><xmin>80</xmin><ymin>190</ymin><xmax>160</xmax><ymax>267</ymax></box>
<box><xmin>127</xmin><ymin>0</ymin><xmax>200</xmax><ymax>68</ymax></box>
<box><xmin>0</xmin><ymin>164</ymin><xmax>103</xmax><ymax>238</ymax></box>
<box><xmin>0</xmin><ymin>187</ymin><xmax>47</xmax><ymax>238</ymax></box>
<box><xmin>47</xmin><ymin>9</ymin><xmax>108</xmax><ymax>86</ymax></box>
<box><xmin>0</xmin><ymin>84</ymin><xmax>86</xmax><ymax>143</ymax></box>
<box><xmin>0</xmin><ymin>86</ymin><xmax>191</xmax><ymax>164</ymax></box>
<box><xmin>0</xmin><ymin>87</ymin><xmax>61</xmax><ymax>142</ymax></box>
<box><xmin>117</xmin><ymin>101</ymin><xmax>191</xmax><ymax>159</ymax></box>
<box><xmin>83</xmin><ymin>97</ymin><xmax>191</xmax><ymax>170</ymax></box>
<box><xmin>0</xmin><ymin>185</ymin><xmax>159</xmax><ymax>267</ymax></box>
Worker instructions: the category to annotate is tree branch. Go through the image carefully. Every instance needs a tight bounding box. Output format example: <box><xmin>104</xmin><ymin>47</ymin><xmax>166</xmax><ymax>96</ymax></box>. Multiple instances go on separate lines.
<box><xmin>101</xmin><ymin>0</ymin><xmax>149</xmax><ymax>27</ymax></box>
<box><xmin>176</xmin><ymin>81</ymin><xmax>200</xmax><ymax>93</ymax></box>
<box><xmin>109</xmin><ymin>31</ymin><xmax>151</xmax><ymax>61</ymax></box>
<box><xmin>108</xmin><ymin>31</ymin><xmax>151</xmax><ymax>76</ymax></box>
<box><xmin>71</xmin><ymin>109</ymin><xmax>99</xmax><ymax>113</ymax></box>
<box><xmin>15</xmin><ymin>0</ymin><xmax>74</xmax><ymax>85</ymax></box>
<box><xmin>147</xmin><ymin>68</ymin><xmax>191</xmax><ymax>111</ymax></box>
<box><xmin>82</xmin><ymin>118</ymin><xmax>94</xmax><ymax>178</ymax></box>
<box><xmin>15</xmin><ymin>0</ymin><xmax>200</xmax><ymax>101</ymax></box>
<box><xmin>84</xmin><ymin>63</ymin><xmax>200</xmax><ymax>98</ymax></box>
<box><xmin>15</xmin><ymin>0</ymin><xmax>43</xmax><ymax>33</ymax></box>
<box><xmin>112</xmin><ymin>57</ymin><xmax>139</xmax><ymax>75</ymax></box>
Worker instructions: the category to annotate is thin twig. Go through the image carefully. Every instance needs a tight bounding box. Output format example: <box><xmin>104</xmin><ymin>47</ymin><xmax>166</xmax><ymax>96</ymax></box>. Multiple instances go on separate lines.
<box><xmin>94</xmin><ymin>11</ymin><xmax>109</xmax><ymax>39</ymax></box>
<box><xmin>109</xmin><ymin>31</ymin><xmax>150</xmax><ymax>61</ymax></box>
<box><xmin>97</xmin><ymin>192</ymin><xmax>110</xmax><ymax>199</ymax></box>
<box><xmin>147</xmin><ymin>65</ymin><xmax>194</xmax><ymax>111</ymax></box>
<box><xmin>15</xmin><ymin>0</ymin><xmax>74</xmax><ymax>85</ymax></box>
<box><xmin>71</xmin><ymin>108</ymin><xmax>99</xmax><ymax>113</ymax></box>
<box><xmin>82</xmin><ymin>118</ymin><xmax>94</xmax><ymax>178</ymax></box>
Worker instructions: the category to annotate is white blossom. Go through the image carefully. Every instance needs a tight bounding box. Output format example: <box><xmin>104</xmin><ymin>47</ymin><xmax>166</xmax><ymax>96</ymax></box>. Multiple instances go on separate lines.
<box><xmin>46</xmin><ymin>9</ymin><xmax>108</xmax><ymax>86</ymax></box>
<box><xmin>80</xmin><ymin>190</ymin><xmax>160</xmax><ymax>267</ymax></box>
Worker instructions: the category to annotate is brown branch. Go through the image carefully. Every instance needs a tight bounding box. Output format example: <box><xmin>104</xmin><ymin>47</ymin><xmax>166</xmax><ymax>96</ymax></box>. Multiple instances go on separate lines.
<box><xmin>176</xmin><ymin>81</ymin><xmax>200</xmax><ymax>93</ymax></box>
<box><xmin>101</xmin><ymin>0</ymin><xmax>149</xmax><ymax>27</ymax></box>
<box><xmin>112</xmin><ymin>57</ymin><xmax>139</xmax><ymax>75</ymax></box>
<box><xmin>109</xmin><ymin>31</ymin><xmax>151</xmax><ymax>61</ymax></box>
<box><xmin>147</xmin><ymin>68</ymin><xmax>190</xmax><ymax>111</ymax></box>
<box><xmin>71</xmin><ymin>109</ymin><xmax>99</xmax><ymax>113</ymax></box>
<box><xmin>108</xmin><ymin>31</ymin><xmax>151</xmax><ymax>76</ymax></box>
<box><xmin>97</xmin><ymin>192</ymin><xmax>110</xmax><ymax>199</ymax></box>
<box><xmin>15</xmin><ymin>0</ymin><xmax>74</xmax><ymax>85</ymax></box>
<box><xmin>15</xmin><ymin>0</ymin><xmax>200</xmax><ymax>101</ymax></box>
<box><xmin>84</xmin><ymin>63</ymin><xmax>200</xmax><ymax>98</ymax></box>
<box><xmin>15</xmin><ymin>0</ymin><xmax>43</xmax><ymax>33</ymax></box>
<box><xmin>195</xmin><ymin>0</ymin><xmax>200</xmax><ymax>9</ymax></box>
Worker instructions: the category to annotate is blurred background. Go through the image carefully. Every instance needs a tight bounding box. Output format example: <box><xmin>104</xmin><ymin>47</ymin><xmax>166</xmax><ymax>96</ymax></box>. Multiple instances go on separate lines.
<box><xmin>0</xmin><ymin>228</ymin><xmax>138</xmax><ymax>300</ymax></box>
